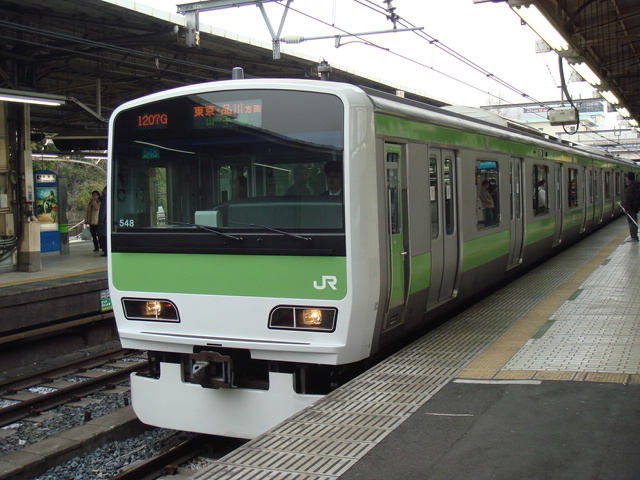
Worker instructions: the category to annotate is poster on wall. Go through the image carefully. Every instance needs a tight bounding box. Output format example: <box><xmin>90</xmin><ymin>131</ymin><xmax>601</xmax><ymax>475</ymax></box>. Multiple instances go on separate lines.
<box><xmin>35</xmin><ymin>187</ymin><xmax>58</xmax><ymax>224</ymax></box>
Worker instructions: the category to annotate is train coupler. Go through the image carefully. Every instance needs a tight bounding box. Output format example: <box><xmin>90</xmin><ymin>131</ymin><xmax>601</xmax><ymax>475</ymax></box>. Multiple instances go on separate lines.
<box><xmin>189</xmin><ymin>351</ymin><xmax>234</xmax><ymax>389</ymax></box>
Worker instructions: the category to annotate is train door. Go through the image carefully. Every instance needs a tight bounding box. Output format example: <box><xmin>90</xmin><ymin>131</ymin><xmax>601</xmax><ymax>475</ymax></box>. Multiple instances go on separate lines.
<box><xmin>580</xmin><ymin>166</ymin><xmax>589</xmax><ymax>233</ymax></box>
<box><xmin>553</xmin><ymin>163</ymin><xmax>563</xmax><ymax>246</ymax></box>
<box><xmin>507</xmin><ymin>157</ymin><xmax>524</xmax><ymax>269</ymax></box>
<box><xmin>383</xmin><ymin>143</ymin><xmax>409</xmax><ymax>330</ymax></box>
<box><xmin>427</xmin><ymin>149</ymin><xmax>458</xmax><ymax>308</ymax></box>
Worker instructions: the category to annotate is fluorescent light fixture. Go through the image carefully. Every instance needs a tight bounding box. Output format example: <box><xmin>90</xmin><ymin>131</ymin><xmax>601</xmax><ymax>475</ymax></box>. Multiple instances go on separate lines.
<box><xmin>569</xmin><ymin>62</ymin><xmax>602</xmax><ymax>86</ymax></box>
<box><xmin>0</xmin><ymin>88</ymin><xmax>66</xmax><ymax>106</ymax></box>
<box><xmin>628</xmin><ymin>119</ymin><xmax>639</xmax><ymax>127</ymax></box>
<box><xmin>511</xmin><ymin>4</ymin><xmax>570</xmax><ymax>52</ymax></box>
<box><xmin>598</xmin><ymin>90</ymin><xmax>619</xmax><ymax>105</ymax></box>
<box><xmin>617</xmin><ymin>107</ymin><xmax>631</xmax><ymax>118</ymax></box>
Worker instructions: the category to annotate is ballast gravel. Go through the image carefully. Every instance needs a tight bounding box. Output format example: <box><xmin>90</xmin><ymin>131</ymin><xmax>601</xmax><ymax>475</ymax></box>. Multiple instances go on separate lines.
<box><xmin>0</xmin><ymin>385</ymin><xmax>131</xmax><ymax>455</ymax></box>
<box><xmin>0</xmin><ymin>383</ymin><xmax>206</xmax><ymax>479</ymax></box>
<box><xmin>31</xmin><ymin>429</ymin><xmax>195</xmax><ymax>480</ymax></box>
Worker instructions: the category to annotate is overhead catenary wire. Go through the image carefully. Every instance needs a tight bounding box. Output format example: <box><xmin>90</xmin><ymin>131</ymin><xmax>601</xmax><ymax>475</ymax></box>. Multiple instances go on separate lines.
<box><xmin>271</xmin><ymin>0</ymin><xmax>638</xmax><ymax>160</ymax></box>
<box><xmin>272</xmin><ymin>0</ymin><xmax>554</xmax><ymax>110</ymax></box>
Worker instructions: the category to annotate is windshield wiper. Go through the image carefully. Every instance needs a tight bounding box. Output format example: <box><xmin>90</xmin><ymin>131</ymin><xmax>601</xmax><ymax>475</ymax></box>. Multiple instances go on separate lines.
<box><xmin>228</xmin><ymin>221</ymin><xmax>311</xmax><ymax>242</ymax></box>
<box><xmin>168</xmin><ymin>221</ymin><xmax>243</xmax><ymax>241</ymax></box>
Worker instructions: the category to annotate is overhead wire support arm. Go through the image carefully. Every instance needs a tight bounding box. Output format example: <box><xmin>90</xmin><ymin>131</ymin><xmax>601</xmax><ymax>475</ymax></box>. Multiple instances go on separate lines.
<box><xmin>257</xmin><ymin>0</ymin><xmax>293</xmax><ymax>59</ymax></box>
<box><xmin>281</xmin><ymin>27</ymin><xmax>424</xmax><ymax>48</ymax></box>
<box><xmin>176</xmin><ymin>0</ymin><xmax>281</xmax><ymax>48</ymax></box>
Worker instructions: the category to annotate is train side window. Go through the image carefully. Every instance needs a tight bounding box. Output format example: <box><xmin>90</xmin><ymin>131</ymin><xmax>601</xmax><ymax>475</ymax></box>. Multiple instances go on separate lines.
<box><xmin>568</xmin><ymin>168</ymin><xmax>579</xmax><ymax>208</ymax></box>
<box><xmin>533</xmin><ymin>165</ymin><xmax>549</xmax><ymax>215</ymax></box>
<box><xmin>475</xmin><ymin>160</ymin><xmax>499</xmax><ymax>229</ymax></box>
<box><xmin>429</xmin><ymin>156</ymin><xmax>439</xmax><ymax>239</ymax></box>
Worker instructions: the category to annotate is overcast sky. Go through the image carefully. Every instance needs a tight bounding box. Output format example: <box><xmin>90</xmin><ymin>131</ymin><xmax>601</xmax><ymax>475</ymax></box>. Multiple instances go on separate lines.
<box><xmin>130</xmin><ymin>0</ymin><xmax>593</xmax><ymax>107</ymax></box>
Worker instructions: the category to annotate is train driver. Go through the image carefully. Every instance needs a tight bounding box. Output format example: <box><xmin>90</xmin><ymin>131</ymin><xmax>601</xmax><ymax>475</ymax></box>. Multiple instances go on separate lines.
<box><xmin>323</xmin><ymin>161</ymin><xmax>343</xmax><ymax>196</ymax></box>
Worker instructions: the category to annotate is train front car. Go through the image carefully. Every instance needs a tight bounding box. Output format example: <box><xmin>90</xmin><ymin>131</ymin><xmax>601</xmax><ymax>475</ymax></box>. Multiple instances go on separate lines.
<box><xmin>107</xmin><ymin>80</ymin><xmax>380</xmax><ymax>438</ymax></box>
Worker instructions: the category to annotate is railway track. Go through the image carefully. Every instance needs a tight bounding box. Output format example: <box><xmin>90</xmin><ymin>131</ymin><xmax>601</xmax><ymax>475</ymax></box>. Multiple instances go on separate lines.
<box><xmin>0</xmin><ymin>349</ymin><xmax>147</xmax><ymax>428</ymax></box>
<box><xmin>109</xmin><ymin>434</ymin><xmax>213</xmax><ymax>480</ymax></box>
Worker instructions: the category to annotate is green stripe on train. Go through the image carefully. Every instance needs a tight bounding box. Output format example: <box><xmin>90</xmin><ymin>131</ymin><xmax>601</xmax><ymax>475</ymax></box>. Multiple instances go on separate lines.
<box><xmin>375</xmin><ymin>115</ymin><xmax>486</xmax><ymax>150</ymax></box>
<box><xmin>462</xmin><ymin>229</ymin><xmax>510</xmax><ymax>272</ymax></box>
<box><xmin>525</xmin><ymin>217</ymin><xmax>555</xmax><ymax>245</ymax></box>
<box><xmin>410</xmin><ymin>252</ymin><xmax>431</xmax><ymax>294</ymax></box>
<box><xmin>111</xmin><ymin>253</ymin><xmax>347</xmax><ymax>300</ymax></box>
<box><xmin>375</xmin><ymin>115</ymin><xmax>538</xmax><ymax>157</ymax></box>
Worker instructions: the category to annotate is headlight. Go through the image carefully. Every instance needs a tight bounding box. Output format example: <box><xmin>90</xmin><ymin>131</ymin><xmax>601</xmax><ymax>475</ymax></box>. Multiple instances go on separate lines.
<box><xmin>269</xmin><ymin>306</ymin><xmax>337</xmax><ymax>332</ymax></box>
<box><xmin>122</xmin><ymin>298</ymin><xmax>180</xmax><ymax>322</ymax></box>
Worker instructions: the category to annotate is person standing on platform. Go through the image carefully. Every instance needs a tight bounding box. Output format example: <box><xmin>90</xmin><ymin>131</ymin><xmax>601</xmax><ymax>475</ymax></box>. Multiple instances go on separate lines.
<box><xmin>84</xmin><ymin>190</ymin><xmax>101</xmax><ymax>252</ymax></box>
<box><xmin>98</xmin><ymin>186</ymin><xmax>108</xmax><ymax>256</ymax></box>
<box><xmin>621</xmin><ymin>172</ymin><xmax>640</xmax><ymax>242</ymax></box>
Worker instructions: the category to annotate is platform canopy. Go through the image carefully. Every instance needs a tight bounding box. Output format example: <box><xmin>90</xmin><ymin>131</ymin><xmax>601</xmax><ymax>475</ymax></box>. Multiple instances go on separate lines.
<box><xmin>0</xmin><ymin>0</ymin><xmax>444</xmax><ymax>150</ymax></box>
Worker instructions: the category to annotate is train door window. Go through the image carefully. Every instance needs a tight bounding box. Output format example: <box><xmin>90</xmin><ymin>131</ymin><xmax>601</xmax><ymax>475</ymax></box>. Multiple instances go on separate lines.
<box><xmin>533</xmin><ymin>165</ymin><xmax>549</xmax><ymax>215</ymax></box>
<box><xmin>568</xmin><ymin>168</ymin><xmax>578</xmax><ymax>207</ymax></box>
<box><xmin>0</xmin><ymin>174</ymin><xmax>7</xmax><ymax>211</ymax></box>
<box><xmin>588</xmin><ymin>170</ymin><xmax>594</xmax><ymax>204</ymax></box>
<box><xmin>218</xmin><ymin>165</ymin><xmax>249</xmax><ymax>202</ymax></box>
<box><xmin>387</xmin><ymin>151</ymin><xmax>400</xmax><ymax>234</ymax></box>
<box><xmin>475</xmin><ymin>160</ymin><xmax>499</xmax><ymax>229</ymax></box>
<box><xmin>512</xmin><ymin>160</ymin><xmax>522</xmax><ymax>220</ymax></box>
<box><xmin>430</xmin><ymin>156</ymin><xmax>439</xmax><ymax>239</ymax></box>
<box><xmin>604</xmin><ymin>171</ymin><xmax>612</xmax><ymax>198</ymax></box>
<box><xmin>149</xmin><ymin>167</ymin><xmax>168</xmax><ymax>226</ymax></box>
<box><xmin>615</xmin><ymin>172</ymin><xmax>621</xmax><ymax>196</ymax></box>
<box><xmin>444</xmin><ymin>156</ymin><xmax>454</xmax><ymax>234</ymax></box>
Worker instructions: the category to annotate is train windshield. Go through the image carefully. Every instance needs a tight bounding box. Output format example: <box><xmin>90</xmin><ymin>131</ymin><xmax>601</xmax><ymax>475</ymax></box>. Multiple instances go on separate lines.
<box><xmin>110</xmin><ymin>89</ymin><xmax>345</xmax><ymax>254</ymax></box>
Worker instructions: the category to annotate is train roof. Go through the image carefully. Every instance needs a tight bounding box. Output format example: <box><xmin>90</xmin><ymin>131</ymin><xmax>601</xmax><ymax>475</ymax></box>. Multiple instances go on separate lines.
<box><xmin>358</xmin><ymin>85</ymin><xmax>636</xmax><ymax>168</ymax></box>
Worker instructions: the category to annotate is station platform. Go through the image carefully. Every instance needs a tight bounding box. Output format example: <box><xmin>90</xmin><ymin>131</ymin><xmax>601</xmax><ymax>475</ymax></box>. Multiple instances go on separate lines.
<box><xmin>0</xmin><ymin>240</ymin><xmax>107</xmax><ymax>289</ymax></box>
<box><xmin>0</xmin><ymin>240</ymin><xmax>109</xmax><ymax>337</ymax></box>
<box><xmin>191</xmin><ymin>217</ymin><xmax>640</xmax><ymax>480</ymax></box>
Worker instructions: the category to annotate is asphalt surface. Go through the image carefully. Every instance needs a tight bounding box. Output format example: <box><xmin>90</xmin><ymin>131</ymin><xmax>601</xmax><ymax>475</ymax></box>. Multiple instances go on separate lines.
<box><xmin>339</xmin><ymin>380</ymin><xmax>640</xmax><ymax>480</ymax></box>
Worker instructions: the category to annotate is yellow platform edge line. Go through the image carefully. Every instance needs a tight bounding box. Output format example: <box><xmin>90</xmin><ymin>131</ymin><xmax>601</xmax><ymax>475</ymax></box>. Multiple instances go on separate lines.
<box><xmin>457</xmin><ymin>228</ymin><xmax>629</xmax><ymax>383</ymax></box>
<box><xmin>0</xmin><ymin>268</ymin><xmax>107</xmax><ymax>288</ymax></box>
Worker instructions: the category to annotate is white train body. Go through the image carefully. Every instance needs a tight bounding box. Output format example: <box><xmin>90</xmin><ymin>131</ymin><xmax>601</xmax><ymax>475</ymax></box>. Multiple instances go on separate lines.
<box><xmin>108</xmin><ymin>79</ymin><xmax>635</xmax><ymax>438</ymax></box>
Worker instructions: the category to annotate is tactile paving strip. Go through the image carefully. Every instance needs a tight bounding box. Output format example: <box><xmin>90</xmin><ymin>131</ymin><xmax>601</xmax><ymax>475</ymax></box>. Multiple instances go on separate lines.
<box><xmin>504</xmin><ymin>239</ymin><xmax>640</xmax><ymax>375</ymax></box>
<box><xmin>192</xmin><ymin>219</ymin><xmax>631</xmax><ymax>480</ymax></box>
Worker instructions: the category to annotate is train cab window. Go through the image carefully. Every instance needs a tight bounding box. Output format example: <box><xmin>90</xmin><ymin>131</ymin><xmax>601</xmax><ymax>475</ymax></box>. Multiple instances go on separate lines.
<box><xmin>476</xmin><ymin>160</ymin><xmax>499</xmax><ymax>229</ymax></box>
<box><xmin>111</xmin><ymin>88</ymin><xmax>345</xmax><ymax>247</ymax></box>
<box><xmin>430</xmin><ymin>157</ymin><xmax>439</xmax><ymax>239</ymax></box>
<box><xmin>568</xmin><ymin>168</ymin><xmax>579</xmax><ymax>208</ymax></box>
<box><xmin>533</xmin><ymin>165</ymin><xmax>549</xmax><ymax>215</ymax></box>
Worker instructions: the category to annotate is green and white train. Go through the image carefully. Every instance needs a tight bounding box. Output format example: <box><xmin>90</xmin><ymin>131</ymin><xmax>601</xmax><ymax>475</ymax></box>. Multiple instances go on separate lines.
<box><xmin>108</xmin><ymin>78</ymin><xmax>637</xmax><ymax>438</ymax></box>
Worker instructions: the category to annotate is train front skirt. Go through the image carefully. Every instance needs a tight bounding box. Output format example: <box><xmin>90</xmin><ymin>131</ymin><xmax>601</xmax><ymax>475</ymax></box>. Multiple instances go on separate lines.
<box><xmin>130</xmin><ymin>362</ymin><xmax>322</xmax><ymax>439</ymax></box>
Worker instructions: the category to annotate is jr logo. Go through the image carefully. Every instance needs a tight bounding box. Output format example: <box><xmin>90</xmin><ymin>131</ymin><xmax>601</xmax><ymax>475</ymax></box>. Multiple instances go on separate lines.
<box><xmin>314</xmin><ymin>275</ymin><xmax>338</xmax><ymax>290</ymax></box>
